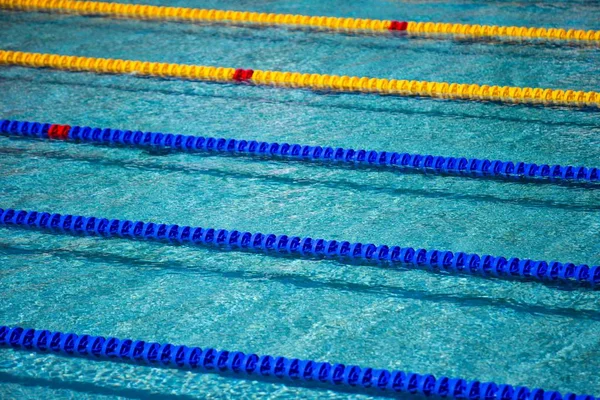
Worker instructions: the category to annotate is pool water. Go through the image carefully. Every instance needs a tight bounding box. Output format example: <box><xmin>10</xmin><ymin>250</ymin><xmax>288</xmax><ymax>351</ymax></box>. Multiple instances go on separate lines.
<box><xmin>1</xmin><ymin>0</ymin><xmax>600</xmax><ymax>398</ymax></box>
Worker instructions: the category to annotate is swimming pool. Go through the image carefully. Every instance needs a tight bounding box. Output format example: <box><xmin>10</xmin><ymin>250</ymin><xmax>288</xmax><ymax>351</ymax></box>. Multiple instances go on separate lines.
<box><xmin>1</xmin><ymin>0</ymin><xmax>600</xmax><ymax>398</ymax></box>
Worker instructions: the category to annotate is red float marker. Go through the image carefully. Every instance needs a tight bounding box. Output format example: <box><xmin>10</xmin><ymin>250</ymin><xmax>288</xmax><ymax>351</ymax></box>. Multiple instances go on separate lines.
<box><xmin>47</xmin><ymin>124</ymin><xmax>71</xmax><ymax>140</ymax></box>
<box><xmin>389</xmin><ymin>20</ymin><xmax>408</xmax><ymax>31</ymax></box>
<box><xmin>232</xmin><ymin>68</ymin><xmax>244</xmax><ymax>82</ymax></box>
<box><xmin>233</xmin><ymin>68</ymin><xmax>255</xmax><ymax>82</ymax></box>
<box><xmin>241</xmin><ymin>69</ymin><xmax>254</xmax><ymax>81</ymax></box>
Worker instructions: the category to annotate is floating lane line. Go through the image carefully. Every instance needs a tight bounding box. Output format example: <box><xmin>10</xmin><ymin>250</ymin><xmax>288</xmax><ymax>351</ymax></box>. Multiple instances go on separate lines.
<box><xmin>0</xmin><ymin>50</ymin><xmax>598</xmax><ymax>108</ymax></box>
<box><xmin>1</xmin><ymin>325</ymin><xmax>597</xmax><ymax>399</ymax></box>
<box><xmin>1</xmin><ymin>119</ymin><xmax>599</xmax><ymax>184</ymax></box>
<box><xmin>0</xmin><ymin>208</ymin><xmax>598</xmax><ymax>288</ymax></box>
<box><xmin>1</xmin><ymin>0</ymin><xmax>599</xmax><ymax>43</ymax></box>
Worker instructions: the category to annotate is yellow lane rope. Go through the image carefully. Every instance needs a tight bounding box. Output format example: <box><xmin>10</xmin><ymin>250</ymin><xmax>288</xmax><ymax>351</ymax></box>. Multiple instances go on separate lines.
<box><xmin>1</xmin><ymin>50</ymin><xmax>598</xmax><ymax>108</ymax></box>
<box><xmin>1</xmin><ymin>0</ymin><xmax>599</xmax><ymax>43</ymax></box>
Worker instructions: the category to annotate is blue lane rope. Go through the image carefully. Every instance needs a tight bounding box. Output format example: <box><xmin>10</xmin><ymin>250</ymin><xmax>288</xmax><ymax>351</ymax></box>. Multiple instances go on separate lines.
<box><xmin>1</xmin><ymin>325</ymin><xmax>596</xmax><ymax>400</ymax></box>
<box><xmin>1</xmin><ymin>119</ymin><xmax>598</xmax><ymax>185</ymax></box>
<box><xmin>0</xmin><ymin>208</ymin><xmax>597</xmax><ymax>288</ymax></box>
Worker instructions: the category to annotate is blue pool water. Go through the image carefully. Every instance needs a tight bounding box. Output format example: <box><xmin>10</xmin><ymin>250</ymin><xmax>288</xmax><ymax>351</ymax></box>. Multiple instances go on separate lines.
<box><xmin>1</xmin><ymin>0</ymin><xmax>600</xmax><ymax>398</ymax></box>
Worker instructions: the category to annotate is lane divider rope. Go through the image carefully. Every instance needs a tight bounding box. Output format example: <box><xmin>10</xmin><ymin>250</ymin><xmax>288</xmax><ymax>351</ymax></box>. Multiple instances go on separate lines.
<box><xmin>1</xmin><ymin>0</ymin><xmax>599</xmax><ymax>43</ymax></box>
<box><xmin>0</xmin><ymin>50</ymin><xmax>598</xmax><ymax>108</ymax></box>
<box><xmin>2</xmin><ymin>119</ymin><xmax>598</xmax><ymax>185</ymax></box>
<box><xmin>0</xmin><ymin>208</ymin><xmax>598</xmax><ymax>288</ymax></box>
<box><xmin>1</xmin><ymin>325</ymin><xmax>596</xmax><ymax>400</ymax></box>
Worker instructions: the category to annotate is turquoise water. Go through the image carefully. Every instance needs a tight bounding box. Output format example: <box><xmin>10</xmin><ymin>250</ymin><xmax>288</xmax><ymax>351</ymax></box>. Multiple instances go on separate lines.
<box><xmin>1</xmin><ymin>1</ymin><xmax>600</xmax><ymax>398</ymax></box>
